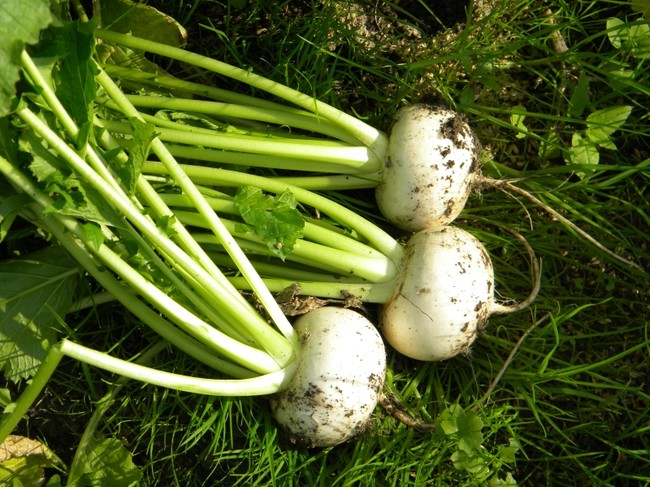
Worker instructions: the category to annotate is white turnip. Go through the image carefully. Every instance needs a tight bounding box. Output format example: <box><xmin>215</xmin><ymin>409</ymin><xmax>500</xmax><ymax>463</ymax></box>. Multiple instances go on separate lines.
<box><xmin>376</xmin><ymin>104</ymin><xmax>480</xmax><ymax>232</ymax></box>
<box><xmin>380</xmin><ymin>226</ymin><xmax>539</xmax><ymax>361</ymax></box>
<box><xmin>270</xmin><ymin>306</ymin><xmax>386</xmax><ymax>447</ymax></box>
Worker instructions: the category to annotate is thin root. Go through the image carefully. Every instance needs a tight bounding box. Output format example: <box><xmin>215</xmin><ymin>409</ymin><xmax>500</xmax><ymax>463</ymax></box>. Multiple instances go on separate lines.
<box><xmin>491</xmin><ymin>227</ymin><xmax>542</xmax><ymax>315</ymax></box>
<box><xmin>476</xmin><ymin>175</ymin><xmax>645</xmax><ymax>273</ymax></box>
<box><xmin>472</xmin><ymin>313</ymin><xmax>550</xmax><ymax>412</ymax></box>
<box><xmin>378</xmin><ymin>392</ymin><xmax>435</xmax><ymax>433</ymax></box>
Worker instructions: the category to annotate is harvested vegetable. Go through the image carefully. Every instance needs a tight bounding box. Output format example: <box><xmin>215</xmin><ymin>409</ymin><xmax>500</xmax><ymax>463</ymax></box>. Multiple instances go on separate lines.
<box><xmin>380</xmin><ymin>226</ymin><xmax>540</xmax><ymax>361</ymax></box>
<box><xmin>376</xmin><ymin>104</ymin><xmax>480</xmax><ymax>231</ymax></box>
<box><xmin>270</xmin><ymin>307</ymin><xmax>386</xmax><ymax>447</ymax></box>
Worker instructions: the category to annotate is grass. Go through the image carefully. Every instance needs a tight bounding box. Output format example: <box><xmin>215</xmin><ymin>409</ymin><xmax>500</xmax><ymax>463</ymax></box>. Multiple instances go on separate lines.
<box><xmin>5</xmin><ymin>0</ymin><xmax>649</xmax><ymax>485</ymax></box>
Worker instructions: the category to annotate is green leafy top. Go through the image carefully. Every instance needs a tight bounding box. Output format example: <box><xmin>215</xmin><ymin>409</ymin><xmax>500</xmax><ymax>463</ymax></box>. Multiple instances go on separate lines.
<box><xmin>0</xmin><ymin>0</ymin><xmax>53</xmax><ymax>117</ymax></box>
<box><xmin>234</xmin><ymin>186</ymin><xmax>305</xmax><ymax>260</ymax></box>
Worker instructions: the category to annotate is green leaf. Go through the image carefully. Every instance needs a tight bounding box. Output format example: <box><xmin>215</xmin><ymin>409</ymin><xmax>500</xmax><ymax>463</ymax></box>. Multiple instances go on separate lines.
<box><xmin>509</xmin><ymin>105</ymin><xmax>528</xmax><ymax>139</ymax></box>
<box><xmin>110</xmin><ymin>117</ymin><xmax>155</xmax><ymax>194</ymax></box>
<box><xmin>0</xmin><ymin>388</ymin><xmax>11</xmax><ymax>407</ymax></box>
<box><xmin>45</xmin><ymin>20</ymin><xmax>99</xmax><ymax>142</ymax></box>
<box><xmin>437</xmin><ymin>405</ymin><xmax>461</xmax><ymax>436</ymax></box>
<box><xmin>95</xmin><ymin>0</ymin><xmax>187</xmax><ymax>74</ymax></box>
<box><xmin>451</xmin><ymin>449</ymin><xmax>486</xmax><ymax>473</ymax></box>
<box><xmin>489</xmin><ymin>472</ymin><xmax>518</xmax><ymax>486</ymax></box>
<box><xmin>0</xmin><ymin>0</ymin><xmax>53</xmax><ymax>117</ymax></box>
<box><xmin>98</xmin><ymin>0</ymin><xmax>187</xmax><ymax>47</ymax></box>
<box><xmin>69</xmin><ymin>436</ymin><xmax>142</xmax><ymax>487</ymax></box>
<box><xmin>567</xmin><ymin>133</ymin><xmax>600</xmax><ymax>170</ymax></box>
<box><xmin>568</xmin><ymin>72</ymin><xmax>589</xmax><ymax>118</ymax></box>
<box><xmin>455</xmin><ymin>408</ymin><xmax>484</xmax><ymax>454</ymax></box>
<box><xmin>81</xmin><ymin>222</ymin><xmax>105</xmax><ymax>251</ymax></box>
<box><xmin>0</xmin><ymin>246</ymin><xmax>78</xmax><ymax>382</ymax></box>
<box><xmin>23</xmin><ymin>133</ymin><xmax>125</xmax><ymax>227</ymax></box>
<box><xmin>607</xmin><ymin>17</ymin><xmax>650</xmax><ymax>57</ymax></box>
<box><xmin>585</xmin><ymin>105</ymin><xmax>632</xmax><ymax>148</ymax></box>
<box><xmin>607</xmin><ymin>18</ymin><xmax>626</xmax><ymax>49</ymax></box>
<box><xmin>0</xmin><ymin>193</ymin><xmax>31</xmax><ymax>243</ymax></box>
<box><xmin>234</xmin><ymin>186</ymin><xmax>304</xmax><ymax>260</ymax></box>
<box><xmin>497</xmin><ymin>438</ymin><xmax>520</xmax><ymax>464</ymax></box>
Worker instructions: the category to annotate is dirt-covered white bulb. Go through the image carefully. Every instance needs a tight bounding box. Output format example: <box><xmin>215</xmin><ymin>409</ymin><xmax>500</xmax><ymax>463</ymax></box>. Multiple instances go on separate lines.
<box><xmin>380</xmin><ymin>226</ymin><xmax>493</xmax><ymax>361</ymax></box>
<box><xmin>376</xmin><ymin>104</ymin><xmax>480</xmax><ymax>231</ymax></box>
<box><xmin>270</xmin><ymin>306</ymin><xmax>386</xmax><ymax>447</ymax></box>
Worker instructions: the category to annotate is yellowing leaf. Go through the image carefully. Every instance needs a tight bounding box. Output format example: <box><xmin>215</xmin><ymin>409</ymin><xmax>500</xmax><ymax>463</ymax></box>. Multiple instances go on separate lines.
<box><xmin>0</xmin><ymin>435</ymin><xmax>59</xmax><ymax>487</ymax></box>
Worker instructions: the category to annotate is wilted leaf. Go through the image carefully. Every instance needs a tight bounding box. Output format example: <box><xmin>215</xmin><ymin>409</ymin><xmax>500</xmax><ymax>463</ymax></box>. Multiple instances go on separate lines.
<box><xmin>0</xmin><ymin>435</ymin><xmax>59</xmax><ymax>487</ymax></box>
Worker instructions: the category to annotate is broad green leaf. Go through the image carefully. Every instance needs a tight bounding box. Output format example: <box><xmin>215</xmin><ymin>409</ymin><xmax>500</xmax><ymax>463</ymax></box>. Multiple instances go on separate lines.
<box><xmin>455</xmin><ymin>408</ymin><xmax>484</xmax><ymax>454</ymax></box>
<box><xmin>0</xmin><ymin>246</ymin><xmax>78</xmax><ymax>382</ymax></box>
<box><xmin>0</xmin><ymin>0</ymin><xmax>53</xmax><ymax>117</ymax></box>
<box><xmin>0</xmin><ymin>388</ymin><xmax>11</xmax><ymax>407</ymax></box>
<box><xmin>44</xmin><ymin>20</ymin><xmax>99</xmax><ymax>142</ymax></box>
<box><xmin>537</xmin><ymin>129</ymin><xmax>562</xmax><ymax>160</ymax></box>
<box><xmin>81</xmin><ymin>222</ymin><xmax>105</xmax><ymax>251</ymax></box>
<box><xmin>626</xmin><ymin>22</ymin><xmax>650</xmax><ymax>58</ymax></box>
<box><xmin>234</xmin><ymin>186</ymin><xmax>304</xmax><ymax>260</ymax></box>
<box><xmin>95</xmin><ymin>0</ymin><xmax>187</xmax><ymax>74</ymax></box>
<box><xmin>606</xmin><ymin>17</ymin><xmax>650</xmax><ymax>57</ymax></box>
<box><xmin>436</xmin><ymin>404</ymin><xmax>462</xmax><ymax>436</ymax></box>
<box><xmin>607</xmin><ymin>18</ymin><xmax>626</xmax><ymax>48</ymax></box>
<box><xmin>497</xmin><ymin>438</ymin><xmax>520</xmax><ymax>463</ymax></box>
<box><xmin>489</xmin><ymin>473</ymin><xmax>518</xmax><ymax>486</ymax></box>
<box><xmin>68</xmin><ymin>436</ymin><xmax>141</xmax><ymax>487</ymax></box>
<box><xmin>450</xmin><ymin>449</ymin><xmax>486</xmax><ymax>473</ymax></box>
<box><xmin>585</xmin><ymin>105</ymin><xmax>632</xmax><ymax>147</ymax></box>
<box><xmin>567</xmin><ymin>133</ymin><xmax>600</xmax><ymax>170</ymax></box>
<box><xmin>98</xmin><ymin>0</ymin><xmax>187</xmax><ymax>47</ymax></box>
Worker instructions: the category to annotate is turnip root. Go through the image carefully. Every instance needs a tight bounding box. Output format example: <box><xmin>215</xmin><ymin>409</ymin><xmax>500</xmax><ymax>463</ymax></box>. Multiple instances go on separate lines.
<box><xmin>270</xmin><ymin>306</ymin><xmax>386</xmax><ymax>447</ymax></box>
<box><xmin>380</xmin><ymin>226</ymin><xmax>539</xmax><ymax>361</ymax></box>
<box><xmin>376</xmin><ymin>104</ymin><xmax>480</xmax><ymax>232</ymax></box>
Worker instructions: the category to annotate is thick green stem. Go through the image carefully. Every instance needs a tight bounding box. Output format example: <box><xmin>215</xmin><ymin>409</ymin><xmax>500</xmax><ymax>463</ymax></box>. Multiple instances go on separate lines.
<box><xmin>143</xmin><ymin>162</ymin><xmax>405</xmax><ymax>270</ymax></box>
<box><xmin>18</xmin><ymin>106</ymin><xmax>294</xmax><ymax>363</ymax></box>
<box><xmin>103</xmin><ymin>119</ymin><xmax>376</xmax><ymax>171</ymax></box>
<box><xmin>96</xmin><ymin>68</ymin><xmax>298</xmax><ymax>349</ymax></box>
<box><xmin>59</xmin><ymin>339</ymin><xmax>296</xmax><ymax>396</ymax></box>
<box><xmin>120</xmin><ymin>94</ymin><xmax>360</xmax><ymax>143</ymax></box>
<box><xmin>102</xmin><ymin>64</ymin><xmax>311</xmax><ymax>114</ymax></box>
<box><xmin>95</xmin><ymin>29</ymin><xmax>388</xmax><ymax>166</ymax></box>
<box><xmin>227</xmin><ymin>276</ymin><xmax>396</xmax><ymax>303</ymax></box>
<box><xmin>0</xmin><ymin>155</ymin><xmax>268</xmax><ymax>375</ymax></box>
